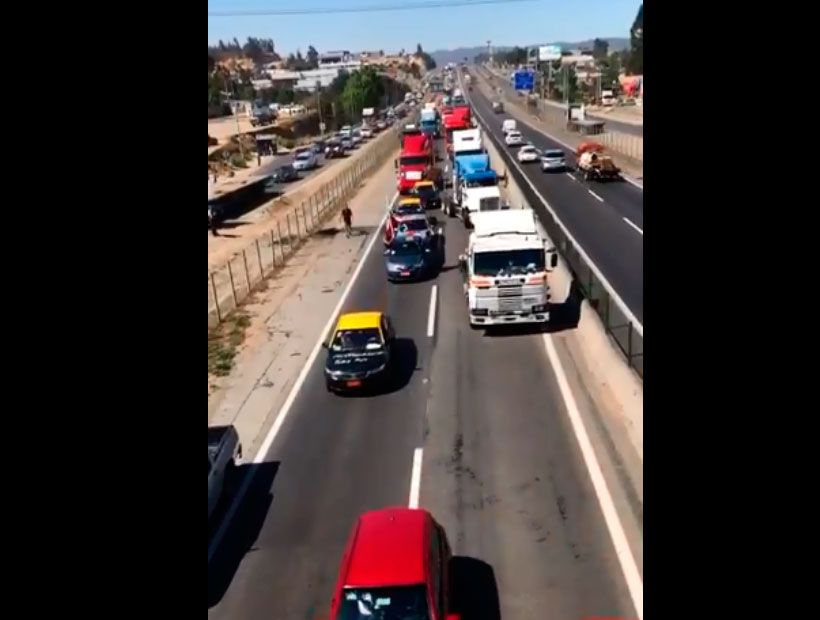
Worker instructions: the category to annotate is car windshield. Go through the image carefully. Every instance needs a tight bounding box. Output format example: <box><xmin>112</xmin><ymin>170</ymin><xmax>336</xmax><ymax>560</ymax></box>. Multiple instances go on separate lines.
<box><xmin>401</xmin><ymin>155</ymin><xmax>428</xmax><ymax>166</ymax></box>
<box><xmin>332</xmin><ymin>328</ymin><xmax>382</xmax><ymax>352</ymax></box>
<box><xmin>544</xmin><ymin>150</ymin><xmax>564</xmax><ymax>158</ymax></box>
<box><xmin>474</xmin><ymin>249</ymin><xmax>545</xmax><ymax>276</ymax></box>
<box><xmin>508</xmin><ymin>132</ymin><xmax>521</xmax><ymax>139</ymax></box>
<box><xmin>415</xmin><ymin>186</ymin><xmax>435</xmax><ymax>198</ymax></box>
<box><xmin>521</xmin><ymin>147</ymin><xmax>537</xmax><ymax>154</ymax></box>
<box><xmin>399</xmin><ymin>219</ymin><xmax>429</xmax><ymax>232</ymax></box>
<box><xmin>278</xmin><ymin>166</ymin><xmax>293</xmax><ymax>174</ymax></box>
<box><xmin>295</xmin><ymin>152</ymin><xmax>311</xmax><ymax>160</ymax></box>
<box><xmin>337</xmin><ymin>584</ymin><xmax>430</xmax><ymax>620</ymax></box>
<box><xmin>389</xmin><ymin>242</ymin><xmax>423</xmax><ymax>257</ymax></box>
<box><xmin>396</xmin><ymin>203</ymin><xmax>422</xmax><ymax>214</ymax></box>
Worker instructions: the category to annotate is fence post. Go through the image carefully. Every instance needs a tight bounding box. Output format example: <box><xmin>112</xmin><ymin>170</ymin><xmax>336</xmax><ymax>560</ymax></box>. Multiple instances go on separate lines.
<box><xmin>270</xmin><ymin>229</ymin><xmax>277</xmax><ymax>267</ymax></box>
<box><xmin>256</xmin><ymin>239</ymin><xmax>264</xmax><ymax>279</ymax></box>
<box><xmin>277</xmin><ymin>222</ymin><xmax>285</xmax><ymax>261</ymax></box>
<box><xmin>227</xmin><ymin>260</ymin><xmax>238</xmax><ymax>308</ymax></box>
<box><xmin>242</xmin><ymin>249</ymin><xmax>251</xmax><ymax>293</ymax></box>
<box><xmin>210</xmin><ymin>272</ymin><xmax>222</xmax><ymax>323</ymax></box>
<box><xmin>303</xmin><ymin>204</ymin><xmax>309</xmax><ymax>234</ymax></box>
<box><xmin>287</xmin><ymin>213</ymin><xmax>294</xmax><ymax>247</ymax></box>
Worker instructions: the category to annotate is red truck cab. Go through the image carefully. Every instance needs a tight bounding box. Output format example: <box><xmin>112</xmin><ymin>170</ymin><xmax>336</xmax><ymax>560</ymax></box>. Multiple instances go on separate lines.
<box><xmin>443</xmin><ymin>107</ymin><xmax>471</xmax><ymax>161</ymax></box>
<box><xmin>328</xmin><ymin>508</ymin><xmax>460</xmax><ymax>620</ymax></box>
<box><xmin>397</xmin><ymin>134</ymin><xmax>433</xmax><ymax>193</ymax></box>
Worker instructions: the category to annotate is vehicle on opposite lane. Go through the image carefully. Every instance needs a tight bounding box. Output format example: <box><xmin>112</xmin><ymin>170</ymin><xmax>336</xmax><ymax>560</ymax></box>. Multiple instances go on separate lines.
<box><xmin>504</xmin><ymin>130</ymin><xmax>524</xmax><ymax>147</ymax></box>
<box><xmin>323</xmin><ymin>311</ymin><xmax>396</xmax><ymax>393</ymax></box>
<box><xmin>329</xmin><ymin>508</ymin><xmax>460</xmax><ymax>620</ymax></box>
<box><xmin>540</xmin><ymin>148</ymin><xmax>568</xmax><ymax>172</ymax></box>
<box><xmin>269</xmin><ymin>163</ymin><xmax>299</xmax><ymax>183</ymax></box>
<box><xmin>292</xmin><ymin>148</ymin><xmax>319</xmax><ymax>171</ymax></box>
<box><xmin>517</xmin><ymin>144</ymin><xmax>540</xmax><ymax>163</ymax></box>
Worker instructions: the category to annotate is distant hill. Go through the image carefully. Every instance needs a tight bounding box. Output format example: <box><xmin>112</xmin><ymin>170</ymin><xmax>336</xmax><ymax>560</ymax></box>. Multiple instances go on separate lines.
<box><xmin>431</xmin><ymin>38</ymin><xmax>629</xmax><ymax>66</ymax></box>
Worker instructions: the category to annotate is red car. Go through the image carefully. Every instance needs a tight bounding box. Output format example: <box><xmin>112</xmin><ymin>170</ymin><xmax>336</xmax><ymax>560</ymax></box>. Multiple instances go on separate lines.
<box><xmin>328</xmin><ymin>508</ymin><xmax>460</xmax><ymax>620</ymax></box>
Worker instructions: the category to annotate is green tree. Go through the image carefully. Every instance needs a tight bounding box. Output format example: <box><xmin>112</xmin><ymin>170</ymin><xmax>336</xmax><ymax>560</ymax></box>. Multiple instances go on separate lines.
<box><xmin>340</xmin><ymin>66</ymin><xmax>385</xmax><ymax>120</ymax></box>
<box><xmin>626</xmin><ymin>4</ymin><xmax>643</xmax><ymax>74</ymax></box>
<box><xmin>307</xmin><ymin>45</ymin><xmax>319</xmax><ymax>69</ymax></box>
<box><xmin>600</xmin><ymin>51</ymin><xmax>623</xmax><ymax>89</ymax></box>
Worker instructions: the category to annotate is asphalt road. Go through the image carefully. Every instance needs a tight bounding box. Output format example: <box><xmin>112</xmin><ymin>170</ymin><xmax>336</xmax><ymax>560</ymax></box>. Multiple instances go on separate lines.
<box><xmin>208</xmin><ymin>143</ymin><xmax>640</xmax><ymax>619</ymax></box>
<box><xmin>467</xmin><ymin>84</ymin><xmax>644</xmax><ymax>325</ymax></box>
<box><xmin>481</xmin><ymin>67</ymin><xmax>643</xmax><ymax>137</ymax></box>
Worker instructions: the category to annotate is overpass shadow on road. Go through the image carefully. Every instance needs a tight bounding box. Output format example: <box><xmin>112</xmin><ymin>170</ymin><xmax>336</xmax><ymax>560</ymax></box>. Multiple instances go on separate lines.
<box><xmin>208</xmin><ymin>460</ymin><xmax>280</xmax><ymax>609</ymax></box>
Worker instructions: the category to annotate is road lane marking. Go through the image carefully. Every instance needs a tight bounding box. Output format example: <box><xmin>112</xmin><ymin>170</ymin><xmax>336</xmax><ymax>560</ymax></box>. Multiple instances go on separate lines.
<box><xmin>208</xmin><ymin>192</ymin><xmax>397</xmax><ymax>565</ymax></box>
<box><xmin>468</xmin><ymin>99</ymin><xmax>643</xmax><ymax>335</ymax></box>
<box><xmin>427</xmin><ymin>285</ymin><xmax>438</xmax><ymax>337</ymax></box>
<box><xmin>623</xmin><ymin>218</ymin><xmax>643</xmax><ymax>235</ymax></box>
<box><xmin>588</xmin><ymin>190</ymin><xmax>604</xmax><ymax>202</ymax></box>
<box><xmin>408</xmin><ymin>447</ymin><xmax>423</xmax><ymax>509</ymax></box>
<box><xmin>542</xmin><ymin>334</ymin><xmax>644</xmax><ymax>620</ymax></box>
<box><xmin>565</xmin><ymin>172</ymin><xmax>577</xmax><ymax>181</ymax></box>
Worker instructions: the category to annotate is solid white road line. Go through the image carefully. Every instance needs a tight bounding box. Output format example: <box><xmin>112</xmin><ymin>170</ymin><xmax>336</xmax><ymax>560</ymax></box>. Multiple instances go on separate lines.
<box><xmin>565</xmin><ymin>172</ymin><xmax>577</xmax><ymax>181</ymax></box>
<box><xmin>427</xmin><ymin>285</ymin><xmax>438</xmax><ymax>337</ymax></box>
<box><xmin>623</xmin><ymin>217</ymin><xmax>643</xmax><ymax>235</ymax></box>
<box><xmin>469</xmin><ymin>101</ymin><xmax>643</xmax><ymax>337</ymax></box>
<box><xmin>542</xmin><ymin>334</ymin><xmax>644</xmax><ymax>620</ymax></box>
<box><xmin>408</xmin><ymin>447</ymin><xmax>423</xmax><ymax>509</ymax></box>
<box><xmin>208</xmin><ymin>193</ymin><xmax>397</xmax><ymax>565</ymax></box>
<box><xmin>588</xmin><ymin>190</ymin><xmax>604</xmax><ymax>202</ymax></box>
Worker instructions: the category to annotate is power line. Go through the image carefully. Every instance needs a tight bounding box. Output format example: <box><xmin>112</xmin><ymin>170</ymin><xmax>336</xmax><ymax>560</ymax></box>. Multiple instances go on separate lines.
<box><xmin>209</xmin><ymin>0</ymin><xmax>537</xmax><ymax>18</ymax></box>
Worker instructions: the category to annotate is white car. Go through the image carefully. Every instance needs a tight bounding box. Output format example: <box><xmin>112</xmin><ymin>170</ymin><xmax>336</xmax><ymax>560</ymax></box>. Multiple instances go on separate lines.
<box><xmin>292</xmin><ymin>148</ymin><xmax>318</xmax><ymax>171</ymax></box>
<box><xmin>505</xmin><ymin>130</ymin><xmax>524</xmax><ymax>147</ymax></box>
<box><xmin>540</xmin><ymin>149</ymin><xmax>567</xmax><ymax>172</ymax></box>
<box><xmin>360</xmin><ymin>125</ymin><xmax>373</xmax><ymax>139</ymax></box>
<box><xmin>517</xmin><ymin>144</ymin><xmax>540</xmax><ymax>163</ymax></box>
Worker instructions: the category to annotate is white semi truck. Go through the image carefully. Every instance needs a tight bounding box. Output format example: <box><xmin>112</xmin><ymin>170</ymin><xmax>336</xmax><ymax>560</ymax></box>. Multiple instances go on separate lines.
<box><xmin>459</xmin><ymin>209</ymin><xmax>558</xmax><ymax>327</ymax></box>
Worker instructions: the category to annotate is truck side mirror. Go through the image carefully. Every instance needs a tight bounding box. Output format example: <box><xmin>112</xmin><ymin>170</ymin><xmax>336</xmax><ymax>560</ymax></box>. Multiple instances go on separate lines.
<box><xmin>550</xmin><ymin>251</ymin><xmax>558</xmax><ymax>269</ymax></box>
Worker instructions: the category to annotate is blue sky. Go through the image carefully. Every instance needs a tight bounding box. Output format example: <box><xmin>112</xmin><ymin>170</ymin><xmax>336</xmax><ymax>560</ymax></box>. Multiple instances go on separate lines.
<box><xmin>207</xmin><ymin>0</ymin><xmax>640</xmax><ymax>54</ymax></box>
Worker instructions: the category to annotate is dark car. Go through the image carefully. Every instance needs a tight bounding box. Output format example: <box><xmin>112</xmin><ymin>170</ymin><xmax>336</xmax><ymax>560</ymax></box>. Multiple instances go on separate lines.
<box><xmin>340</xmin><ymin>136</ymin><xmax>354</xmax><ymax>150</ymax></box>
<box><xmin>412</xmin><ymin>181</ymin><xmax>442</xmax><ymax>210</ymax></box>
<box><xmin>270</xmin><ymin>164</ymin><xmax>299</xmax><ymax>183</ymax></box>
<box><xmin>312</xmin><ymin>139</ymin><xmax>326</xmax><ymax>155</ymax></box>
<box><xmin>324</xmin><ymin>312</ymin><xmax>395</xmax><ymax>393</ymax></box>
<box><xmin>384</xmin><ymin>238</ymin><xmax>441</xmax><ymax>282</ymax></box>
<box><xmin>325</xmin><ymin>139</ymin><xmax>345</xmax><ymax>158</ymax></box>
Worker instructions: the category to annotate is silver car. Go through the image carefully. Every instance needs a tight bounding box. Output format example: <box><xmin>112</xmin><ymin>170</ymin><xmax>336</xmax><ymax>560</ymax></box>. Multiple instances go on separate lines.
<box><xmin>540</xmin><ymin>148</ymin><xmax>567</xmax><ymax>172</ymax></box>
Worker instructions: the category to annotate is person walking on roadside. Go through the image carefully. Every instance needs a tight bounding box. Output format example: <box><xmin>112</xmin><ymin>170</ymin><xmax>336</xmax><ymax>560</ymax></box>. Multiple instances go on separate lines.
<box><xmin>340</xmin><ymin>205</ymin><xmax>353</xmax><ymax>238</ymax></box>
<box><xmin>208</xmin><ymin>206</ymin><xmax>219</xmax><ymax>237</ymax></box>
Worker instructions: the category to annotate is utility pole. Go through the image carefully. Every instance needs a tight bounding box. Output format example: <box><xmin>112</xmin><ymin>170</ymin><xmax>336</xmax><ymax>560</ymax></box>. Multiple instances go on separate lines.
<box><xmin>316</xmin><ymin>80</ymin><xmax>324</xmax><ymax>138</ymax></box>
<box><xmin>223</xmin><ymin>73</ymin><xmax>245</xmax><ymax>160</ymax></box>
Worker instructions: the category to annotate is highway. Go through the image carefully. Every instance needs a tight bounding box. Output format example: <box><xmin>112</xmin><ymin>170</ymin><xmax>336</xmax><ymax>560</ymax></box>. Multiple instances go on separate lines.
<box><xmin>208</xmin><ymin>153</ymin><xmax>641</xmax><ymax>618</ymax></box>
<box><xmin>467</xmin><ymin>82</ymin><xmax>644</xmax><ymax>325</ymax></box>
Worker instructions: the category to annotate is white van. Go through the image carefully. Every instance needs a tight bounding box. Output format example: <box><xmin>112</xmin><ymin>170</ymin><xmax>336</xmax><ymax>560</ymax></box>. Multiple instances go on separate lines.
<box><xmin>502</xmin><ymin>119</ymin><xmax>517</xmax><ymax>135</ymax></box>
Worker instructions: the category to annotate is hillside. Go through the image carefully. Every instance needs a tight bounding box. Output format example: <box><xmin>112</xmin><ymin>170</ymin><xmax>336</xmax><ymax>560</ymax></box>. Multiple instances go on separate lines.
<box><xmin>431</xmin><ymin>38</ymin><xmax>628</xmax><ymax>66</ymax></box>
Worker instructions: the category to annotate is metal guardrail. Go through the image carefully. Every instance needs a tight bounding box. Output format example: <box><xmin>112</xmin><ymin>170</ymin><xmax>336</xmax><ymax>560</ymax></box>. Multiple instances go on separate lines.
<box><xmin>471</xmin><ymin>96</ymin><xmax>643</xmax><ymax>378</ymax></box>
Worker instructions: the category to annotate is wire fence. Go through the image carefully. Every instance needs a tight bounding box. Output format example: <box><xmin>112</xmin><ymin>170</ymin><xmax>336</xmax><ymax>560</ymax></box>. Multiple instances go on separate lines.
<box><xmin>207</xmin><ymin>130</ymin><xmax>400</xmax><ymax>328</ymax></box>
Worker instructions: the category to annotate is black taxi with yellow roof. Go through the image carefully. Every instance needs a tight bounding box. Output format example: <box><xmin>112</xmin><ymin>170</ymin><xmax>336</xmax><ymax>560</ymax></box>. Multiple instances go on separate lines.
<box><xmin>323</xmin><ymin>311</ymin><xmax>396</xmax><ymax>393</ymax></box>
<box><xmin>412</xmin><ymin>179</ymin><xmax>441</xmax><ymax>210</ymax></box>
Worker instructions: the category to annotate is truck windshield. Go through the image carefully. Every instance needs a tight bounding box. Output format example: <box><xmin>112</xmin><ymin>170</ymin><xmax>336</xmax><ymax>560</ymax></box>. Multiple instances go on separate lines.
<box><xmin>337</xmin><ymin>584</ymin><xmax>430</xmax><ymax>620</ymax></box>
<box><xmin>401</xmin><ymin>155</ymin><xmax>428</xmax><ymax>166</ymax></box>
<box><xmin>474</xmin><ymin>249</ymin><xmax>545</xmax><ymax>276</ymax></box>
<box><xmin>465</xmin><ymin>177</ymin><xmax>497</xmax><ymax>188</ymax></box>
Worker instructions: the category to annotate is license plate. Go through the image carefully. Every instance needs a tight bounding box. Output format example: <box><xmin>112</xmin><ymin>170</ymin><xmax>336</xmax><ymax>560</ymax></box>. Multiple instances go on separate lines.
<box><xmin>346</xmin><ymin>380</ymin><xmax>362</xmax><ymax>387</ymax></box>
<box><xmin>401</xmin><ymin>271</ymin><xmax>411</xmax><ymax>276</ymax></box>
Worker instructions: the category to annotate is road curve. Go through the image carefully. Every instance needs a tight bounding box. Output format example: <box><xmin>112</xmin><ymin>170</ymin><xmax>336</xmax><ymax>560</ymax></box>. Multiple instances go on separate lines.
<box><xmin>208</xmin><ymin>183</ymin><xmax>640</xmax><ymax>618</ymax></box>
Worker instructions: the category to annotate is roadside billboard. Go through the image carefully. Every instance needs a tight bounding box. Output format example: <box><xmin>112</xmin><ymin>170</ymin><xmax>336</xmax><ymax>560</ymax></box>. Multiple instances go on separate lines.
<box><xmin>538</xmin><ymin>45</ymin><xmax>562</xmax><ymax>61</ymax></box>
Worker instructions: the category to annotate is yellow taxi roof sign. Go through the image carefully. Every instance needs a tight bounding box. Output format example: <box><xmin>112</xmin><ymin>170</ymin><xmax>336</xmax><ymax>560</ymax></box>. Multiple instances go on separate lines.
<box><xmin>336</xmin><ymin>311</ymin><xmax>383</xmax><ymax>331</ymax></box>
<box><xmin>414</xmin><ymin>180</ymin><xmax>435</xmax><ymax>187</ymax></box>
<box><xmin>399</xmin><ymin>196</ymin><xmax>422</xmax><ymax>206</ymax></box>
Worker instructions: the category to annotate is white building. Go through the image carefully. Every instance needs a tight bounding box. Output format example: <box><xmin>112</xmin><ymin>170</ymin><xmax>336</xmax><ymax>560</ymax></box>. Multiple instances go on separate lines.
<box><xmin>264</xmin><ymin>50</ymin><xmax>363</xmax><ymax>92</ymax></box>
